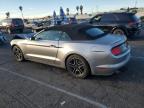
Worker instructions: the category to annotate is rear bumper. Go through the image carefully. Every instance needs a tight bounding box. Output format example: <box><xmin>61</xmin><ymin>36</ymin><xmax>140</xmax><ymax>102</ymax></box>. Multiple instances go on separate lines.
<box><xmin>91</xmin><ymin>49</ymin><xmax>131</xmax><ymax>76</ymax></box>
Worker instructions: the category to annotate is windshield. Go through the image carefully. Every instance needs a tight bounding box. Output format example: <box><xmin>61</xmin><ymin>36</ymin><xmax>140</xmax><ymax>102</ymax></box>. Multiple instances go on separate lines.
<box><xmin>86</xmin><ymin>28</ymin><xmax>105</xmax><ymax>38</ymax></box>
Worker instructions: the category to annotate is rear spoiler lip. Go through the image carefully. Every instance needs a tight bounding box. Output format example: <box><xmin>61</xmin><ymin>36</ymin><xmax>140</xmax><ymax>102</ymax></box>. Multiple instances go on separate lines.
<box><xmin>111</xmin><ymin>35</ymin><xmax>127</xmax><ymax>48</ymax></box>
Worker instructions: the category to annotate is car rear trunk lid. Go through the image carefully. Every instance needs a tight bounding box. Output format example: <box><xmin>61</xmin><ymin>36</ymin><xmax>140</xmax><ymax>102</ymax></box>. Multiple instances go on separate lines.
<box><xmin>94</xmin><ymin>34</ymin><xmax>126</xmax><ymax>46</ymax></box>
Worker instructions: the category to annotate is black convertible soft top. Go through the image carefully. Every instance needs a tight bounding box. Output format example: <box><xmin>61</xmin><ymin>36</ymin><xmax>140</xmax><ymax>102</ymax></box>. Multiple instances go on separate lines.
<box><xmin>46</xmin><ymin>24</ymin><xmax>100</xmax><ymax>40</ymax></box>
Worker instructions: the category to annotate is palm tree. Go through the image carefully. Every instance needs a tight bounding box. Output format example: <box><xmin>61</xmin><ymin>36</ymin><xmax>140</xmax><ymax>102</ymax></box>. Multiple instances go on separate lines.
<box><xmin>5</xmin><ymin>12</ymin><xmax>10</xmax><ymax>18</ymax></box>
<box><xmin>66</xmin><ymin>8</ymin><xmax>69</xmax><ymax>16</ymax></box>
<box><xmin>19</xmin><ymin>6</ymin><xmax>24</xmax><ymax>19</ymax></box>
<box><xmin>80</xmin><ymin>5</ymin><xmax>83</xmax><ymax>15</ymax></box>
<box><xmin>76</xmin><ymin>6</ymin><xmax>79</xmax><ymax>15</ymax></box>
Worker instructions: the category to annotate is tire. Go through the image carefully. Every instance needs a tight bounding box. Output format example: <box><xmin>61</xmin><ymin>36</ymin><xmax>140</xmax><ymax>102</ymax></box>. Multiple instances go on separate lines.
<box><xmin>66</xmin><ymin>55</ymin><xmax>90</xmax><ymax>79</ymax></box>
<box><xmin>12</xmin><ymin>46</ymin><xmax>24</xmax><ymax>62</ymax></box>
<box><xmin>113</xmin><ymin>28</ymin><xmax>126</xmax><ymax>36</ymax></box>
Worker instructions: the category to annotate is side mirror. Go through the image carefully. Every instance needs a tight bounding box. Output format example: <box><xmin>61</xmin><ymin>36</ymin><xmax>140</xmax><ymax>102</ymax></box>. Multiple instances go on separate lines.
<box><xmin>30</xmin><ymin>36</ymin><xmax>35</xmax><ymax>40</ymax></box>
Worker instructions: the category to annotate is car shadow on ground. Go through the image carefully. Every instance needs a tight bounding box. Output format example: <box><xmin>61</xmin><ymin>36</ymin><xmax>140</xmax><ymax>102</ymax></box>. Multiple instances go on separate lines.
<box><xmin>27</xmin><ymin>58</ymin><xmax>144</xmax><ymax>86</ymax></box>
<box><xmin>87</xmin><ymin>59</ymin><xmax>144</xmax><ymax>85</ymax></box>
<box><xmin>0</xmin><ymin>43</ymin><xmax>11</xmax><ymax>48</ymax></box>
<box><xmin>128</xmin><ymin>36</ymin><xmax>144</xmax><ymax>41</ymax></box>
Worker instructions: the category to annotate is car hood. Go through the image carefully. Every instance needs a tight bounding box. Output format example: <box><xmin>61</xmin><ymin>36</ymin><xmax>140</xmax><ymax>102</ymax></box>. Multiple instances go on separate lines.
<box><xmin>94</xmin><ymin>34</ymin><xmax>127</xmax><ymax>46</ymax></box>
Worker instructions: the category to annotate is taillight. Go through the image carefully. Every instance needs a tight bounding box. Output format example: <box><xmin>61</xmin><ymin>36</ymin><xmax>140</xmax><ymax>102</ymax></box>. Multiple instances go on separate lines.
<box><xmin>112</xmin><ymin>42</ymin><xmax>129</xmax><ymax>56</ymax></box>
<box><xmin>111</xmin><ymin>46</ymin><xmax>122</xmax><ymax>56</ymax></box>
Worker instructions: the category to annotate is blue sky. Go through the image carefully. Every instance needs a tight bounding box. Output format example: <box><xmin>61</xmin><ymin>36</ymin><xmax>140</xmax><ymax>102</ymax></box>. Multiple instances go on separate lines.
<box><xmin>0</xmin><ymin>0</ymin><xmax>144</xmax><ymax>19</ymax></box>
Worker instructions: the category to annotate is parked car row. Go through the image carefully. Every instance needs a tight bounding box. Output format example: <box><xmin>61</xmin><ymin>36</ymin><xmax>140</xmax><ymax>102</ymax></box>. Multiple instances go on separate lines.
<box><xmin>0</xmin><ymin>12</ymin><xmax>142</xmax><ymax>37</ymax></box>
<box><xmin>0</xmin><ymin>18</ymin><xmax>24</xmax><ymax>34</ymax></box>
<box><xmin>29</xmin><ymin>12</ymin><xmax>143</xmax><ymax>38</ymax></box>
<box><xmin>30</xmin><ymin>17</ymin><xmax>78</xmax><ymax>33</ymax></box>
<box><xmin>89</xmin><ymin>12</ymin><xmax>142</xmax><ymax>37</ymax></box>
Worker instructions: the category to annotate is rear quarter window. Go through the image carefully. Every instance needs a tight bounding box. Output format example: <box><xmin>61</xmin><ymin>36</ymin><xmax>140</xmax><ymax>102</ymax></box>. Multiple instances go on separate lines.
<box><xmin>86</xmin><ymin>28</ymin><xmax>104</xmax><ymax>37</ymax></box>
<box><xmin>115</xmin><ymin>14</ymin><xmax>130</xmax><ymax>21</ymax></box>
<box><xmin>115</xmin><ymin>13</ymin><xmax>140</xmax><ymax>22</ymax></box>
<box><xmin>101</xmin><ymin>14</ymin><xmax>116</xmax><ymax>22</ymax></box>
<box><xmin>12</xmin><ymin>19</ymin><xmax>23</xmax><ymax>25</ymax></box>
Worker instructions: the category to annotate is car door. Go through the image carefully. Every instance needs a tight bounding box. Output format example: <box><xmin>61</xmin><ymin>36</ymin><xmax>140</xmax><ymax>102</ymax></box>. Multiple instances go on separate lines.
<box><xmin>24</xmin><ymin>30</ymin><xmax>61</xmax><ymax>65</ymax></box>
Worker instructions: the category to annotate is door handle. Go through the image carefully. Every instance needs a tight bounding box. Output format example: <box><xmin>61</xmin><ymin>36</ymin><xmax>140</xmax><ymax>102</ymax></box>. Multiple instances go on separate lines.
<box><xmin>49</xmin><ymin>45</ymin><xmax>56</xmax><ymax>48</ymax></box>
<box><xmin>49</xmin><ymin>45</ymin><xmax>63</xmax><ymax>48</ymax></box>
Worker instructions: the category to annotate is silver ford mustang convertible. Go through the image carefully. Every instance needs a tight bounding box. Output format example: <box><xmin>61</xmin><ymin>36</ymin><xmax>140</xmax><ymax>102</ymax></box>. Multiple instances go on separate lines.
<box><xmin>11</xmin><ymin>24</ymin><xmax>130</xmax><ymax>78</ymax></box>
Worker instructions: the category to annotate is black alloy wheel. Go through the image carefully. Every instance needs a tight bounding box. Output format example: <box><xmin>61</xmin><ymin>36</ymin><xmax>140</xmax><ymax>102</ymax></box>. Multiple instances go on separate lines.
<box><xmin>66</xmin><ymin>55</ymin><xmax>90</xmax><ymax>79</ymax></box>
<box><xmin>12</xmin><ymin>46</ymin><xmax>24</xmax><ymax>62</ymax></box>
